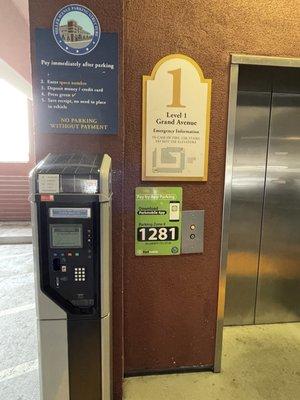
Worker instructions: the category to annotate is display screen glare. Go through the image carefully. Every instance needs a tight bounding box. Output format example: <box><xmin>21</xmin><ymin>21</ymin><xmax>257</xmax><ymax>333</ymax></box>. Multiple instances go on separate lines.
<box><xmin>50</xmin><ymin>224</ymin><xmax>83</xmax><ymax>248</ymax></box>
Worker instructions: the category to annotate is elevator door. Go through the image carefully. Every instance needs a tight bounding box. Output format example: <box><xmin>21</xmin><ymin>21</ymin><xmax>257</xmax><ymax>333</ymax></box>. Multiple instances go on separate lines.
<box><xmin>225</xmin><ymin>66</ymin><xmax>300</xmax><ymax>326</ymax></box>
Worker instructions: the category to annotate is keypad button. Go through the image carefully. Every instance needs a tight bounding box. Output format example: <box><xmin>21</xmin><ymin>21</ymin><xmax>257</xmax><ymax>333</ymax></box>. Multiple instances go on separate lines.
<box><xmin>74</xmin><ymin>267</ymin><xmax>86</xmax><ymax>282</ymax></box>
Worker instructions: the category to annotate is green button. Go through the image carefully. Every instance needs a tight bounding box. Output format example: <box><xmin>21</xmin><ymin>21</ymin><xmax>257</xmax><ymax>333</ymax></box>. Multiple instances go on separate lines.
<box><xmin>75</xmin><ymin>252</ymin><xmax>80</xmax><ymax>257</ymax></box>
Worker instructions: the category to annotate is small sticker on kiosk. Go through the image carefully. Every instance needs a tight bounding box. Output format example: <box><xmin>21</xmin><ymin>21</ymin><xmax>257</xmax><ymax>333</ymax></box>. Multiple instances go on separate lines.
<box><xmin>38</xmin><ymin>174</ymin><xmax>59</xmax><ymax>193</ymax></box>
<box><xmin>40</xmin><ymin>194</ymin><xmax>55</xmax><ymax>202</ymax></box>
<box><xmin>49</xmin><ymin>208</ymin><xmax>91</xmax><ymax>219</ymax></box>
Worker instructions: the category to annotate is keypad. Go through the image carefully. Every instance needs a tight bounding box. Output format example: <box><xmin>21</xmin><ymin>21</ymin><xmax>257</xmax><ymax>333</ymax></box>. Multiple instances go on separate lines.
<box><xmin>74</xmin><ymin>267</ymin><xmax>86</xmax><ymax>282</ymax></box>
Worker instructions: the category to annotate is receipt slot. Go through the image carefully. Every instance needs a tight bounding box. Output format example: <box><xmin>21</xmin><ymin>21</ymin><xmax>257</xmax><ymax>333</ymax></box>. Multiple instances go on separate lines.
<box><xmin>30</xmin><ymin>154</ymin><xmax>112</xmax><ymax>400</ymax></box>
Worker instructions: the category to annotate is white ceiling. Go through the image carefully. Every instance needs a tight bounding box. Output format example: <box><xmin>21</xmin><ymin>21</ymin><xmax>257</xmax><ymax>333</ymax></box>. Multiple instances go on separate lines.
<box><xmin>12</xmin><ymin>0</ymin><xmax>29</xmax><ymax>23</ymax></box>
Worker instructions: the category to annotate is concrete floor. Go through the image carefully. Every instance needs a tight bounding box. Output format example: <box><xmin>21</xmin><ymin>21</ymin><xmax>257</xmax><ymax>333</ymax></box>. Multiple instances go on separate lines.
<box><xmin>124</xmin><ymin>323</ymin><xmax>300</xmax><ymax>400</ymax></box>
<box><xmin>0</xmin><ymin>222</ymin><xmax>32</xmax><ymax>245</ymax></box>
<box><xmin>0</xmin><ymin>244</ymin><xmax>39</xmax><ymax>400</ymax></box>
<box><xmin>0</xmin><ymin>222</ymin><xmax>32</xmax><ymax>238</ymax></box>
<box><xmin>0</xmin><ymin>242</ymin><xmax>300</xmax><ymax>400</ymax></box>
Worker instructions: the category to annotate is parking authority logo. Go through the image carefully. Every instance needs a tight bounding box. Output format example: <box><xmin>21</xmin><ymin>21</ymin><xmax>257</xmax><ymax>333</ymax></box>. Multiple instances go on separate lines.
<box><xmin>53</xmin><ymin>4</ymin><xmax>101</xmax><ymax>55</ymax></box>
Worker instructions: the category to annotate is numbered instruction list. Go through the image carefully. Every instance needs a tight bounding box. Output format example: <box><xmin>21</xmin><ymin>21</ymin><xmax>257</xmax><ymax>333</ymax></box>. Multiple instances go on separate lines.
<box><xmin>34</xmin><ymin>29</ymin><xmax>118</xmax><ymax>135</ymax></box>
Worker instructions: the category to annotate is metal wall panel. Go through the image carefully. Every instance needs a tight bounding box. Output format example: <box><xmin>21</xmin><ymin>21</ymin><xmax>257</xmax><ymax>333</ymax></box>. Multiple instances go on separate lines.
<box><xmin>0</xmin><ymin>175</ymin><xmax>30</xmax><ymax>221</ymax></box>
<box><xmin>224</xmin><ymin>91</ymin><xmax>271</xmax><ymax>325</ymax></box>
<box><xmin>255</xmin><ymin>92</ymin><xmax>300</xmax><ymax>323</ymax></box>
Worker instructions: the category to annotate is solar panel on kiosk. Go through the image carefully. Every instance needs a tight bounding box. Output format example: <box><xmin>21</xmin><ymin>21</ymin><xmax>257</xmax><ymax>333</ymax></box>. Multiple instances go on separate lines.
<box><xmin>37</xmin><ymin>153</ymin><xmax>101</xmax><ymax>175</ymax></box>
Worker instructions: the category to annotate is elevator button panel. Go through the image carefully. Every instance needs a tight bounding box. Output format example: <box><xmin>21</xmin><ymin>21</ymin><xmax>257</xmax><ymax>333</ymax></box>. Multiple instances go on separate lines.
<box><xmin>181</xmin><ymin>210</ymin><xmax>205</xmax><ymax>254</ymax></box>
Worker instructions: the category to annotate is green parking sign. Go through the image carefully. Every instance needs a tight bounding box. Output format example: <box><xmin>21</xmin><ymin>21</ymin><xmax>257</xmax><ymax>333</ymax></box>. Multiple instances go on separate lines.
<box><xmin>135</xmin><ymin>187</ymin><xmax>182</xmax><ymax>256</ymax></box>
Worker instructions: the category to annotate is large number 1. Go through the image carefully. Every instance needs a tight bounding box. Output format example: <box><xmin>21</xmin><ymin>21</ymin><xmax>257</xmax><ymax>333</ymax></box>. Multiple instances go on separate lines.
<box><xmin>167</xmin><ymin>68</ymin><xmax>186</xmax><ymax>108</ymax></box>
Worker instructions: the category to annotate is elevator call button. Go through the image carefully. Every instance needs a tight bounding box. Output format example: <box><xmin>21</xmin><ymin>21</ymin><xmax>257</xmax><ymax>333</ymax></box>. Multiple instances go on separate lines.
<box><xmin>182</xmin><ymin>210</ymin><xmax>205</xmax><ymax>254</ymax></box>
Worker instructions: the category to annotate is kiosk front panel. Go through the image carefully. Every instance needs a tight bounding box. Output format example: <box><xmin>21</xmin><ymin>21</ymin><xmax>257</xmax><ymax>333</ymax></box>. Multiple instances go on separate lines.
<box><xmin>30</xmin><ymin>153</ymin><xmax>112</xmax><ymax>400</ymax></box>
<box><xmin>38</xmin><ymin>202</ymin><xmax>100</xmax><ymax>315</ymax></box>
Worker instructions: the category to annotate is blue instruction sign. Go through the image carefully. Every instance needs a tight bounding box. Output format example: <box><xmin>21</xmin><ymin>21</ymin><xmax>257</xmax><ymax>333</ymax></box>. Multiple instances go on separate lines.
<box><xmin>34</xmin><ymin>27</ymin><xmax>118</xmax><ymax>135</ymax></box>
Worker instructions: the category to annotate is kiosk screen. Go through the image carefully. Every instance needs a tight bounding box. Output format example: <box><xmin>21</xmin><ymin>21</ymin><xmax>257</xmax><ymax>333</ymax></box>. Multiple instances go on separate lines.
<box><xmin>50</xmin><ymin>224</ymin><xmax>83</xmax><ymax>248</ymax></box>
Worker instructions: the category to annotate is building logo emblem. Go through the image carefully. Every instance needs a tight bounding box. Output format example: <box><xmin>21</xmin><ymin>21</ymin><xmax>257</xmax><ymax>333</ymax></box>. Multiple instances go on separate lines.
<box><xmin>53</xmin><ymin>4</ymin><xmax>101</xmax><ymax>55</ymax></box>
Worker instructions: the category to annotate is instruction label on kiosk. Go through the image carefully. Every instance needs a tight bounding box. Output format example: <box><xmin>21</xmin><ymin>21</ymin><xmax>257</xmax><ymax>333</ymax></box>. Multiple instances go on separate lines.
<box><xmin>135</xmin><ymin>187</ymin><xmax>182</xmax><ymax>256</ymax></box>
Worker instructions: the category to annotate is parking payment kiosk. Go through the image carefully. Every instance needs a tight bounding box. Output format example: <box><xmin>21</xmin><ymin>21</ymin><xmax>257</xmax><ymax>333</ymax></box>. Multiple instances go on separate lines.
<box><xmin>30</xmin><ymin>154</ymin><xmax>112</xmax><ymax>400</ymax></box>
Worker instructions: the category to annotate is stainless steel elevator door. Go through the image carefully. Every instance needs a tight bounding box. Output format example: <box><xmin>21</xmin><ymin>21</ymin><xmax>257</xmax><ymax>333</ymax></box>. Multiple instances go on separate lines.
<box><xmin>255</xmin><ymin>92</ymin><xmax>300</xmax><ymax>324</ymax></box>
<box><xmin>224</xmin><ymin>91</ymin><xmax>271</xmax><ymax>326</ymax></box>
<box><xmin>225</xmin><ymin>66</ymin><xmax>300</xmax><ymax>326</ymax></box>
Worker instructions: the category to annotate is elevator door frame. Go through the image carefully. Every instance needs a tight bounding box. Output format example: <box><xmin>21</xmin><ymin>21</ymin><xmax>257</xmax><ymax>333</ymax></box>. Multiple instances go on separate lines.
<box><xmin>214</xmin><ymin>54</ymin><xmax>300</xmax><ymax>373</ymax></box>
